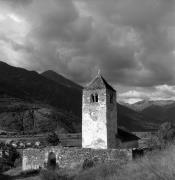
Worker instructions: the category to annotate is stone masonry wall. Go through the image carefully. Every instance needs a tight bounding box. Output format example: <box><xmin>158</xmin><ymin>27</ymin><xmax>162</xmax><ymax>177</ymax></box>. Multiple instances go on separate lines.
<box><xmin>22</xmin><ymin>146</ymin><xmax>132</xmax><ymax>171</ymax></box>
<box><xmin>106</xmin><ymin>89</ymin><xmax>118</xmax><ymax>149</ymax></box>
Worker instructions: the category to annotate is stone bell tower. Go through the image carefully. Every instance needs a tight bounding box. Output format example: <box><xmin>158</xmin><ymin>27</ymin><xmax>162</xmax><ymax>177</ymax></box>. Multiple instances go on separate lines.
<box><xmin>82</xmin><ymin>72</ymin><xmax>118</xmax><ymax>149</ymax></box>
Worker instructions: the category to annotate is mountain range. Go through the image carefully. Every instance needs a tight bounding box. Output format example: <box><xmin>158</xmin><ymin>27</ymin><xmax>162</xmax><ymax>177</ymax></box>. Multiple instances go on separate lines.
<box><xmin>124</xmin><ymin>100</ymin><xmax>175</xmax><ymax>126</ymax></box>
<box><xmin>124</xmin><ymin>100</ymin><xmax>175</xmax><ymax>112</ymax></box>
<box><xmin>0</xmin><ymin>61</ymin><xmax>174</xmax><ymax>133</ymax></box>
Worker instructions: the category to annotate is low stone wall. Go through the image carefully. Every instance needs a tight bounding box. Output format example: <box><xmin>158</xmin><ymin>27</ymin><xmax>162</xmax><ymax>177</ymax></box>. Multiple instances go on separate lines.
<box><xmin>22</xmin><ymin>146</ymin><xmax>132</xmax><ymax>171</ymax></box>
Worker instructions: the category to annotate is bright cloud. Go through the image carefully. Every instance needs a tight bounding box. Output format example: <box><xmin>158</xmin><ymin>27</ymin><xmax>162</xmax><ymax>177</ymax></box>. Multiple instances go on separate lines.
<box><xmin>8</xmin><ymin>14</ymin><xmax>23</xmax><ymax>23</ymax></box>
<box><xmin>119</xmin><ymin>85</ymin><xmax>175</xmax><ymax>104</ymax></box>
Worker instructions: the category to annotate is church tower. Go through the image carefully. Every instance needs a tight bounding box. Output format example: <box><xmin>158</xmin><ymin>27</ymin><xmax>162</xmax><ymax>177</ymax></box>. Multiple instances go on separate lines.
<box><xmin>82</xmin><ymin>73</ymin><xmax>118</xmax><ymax>149</ymax></box>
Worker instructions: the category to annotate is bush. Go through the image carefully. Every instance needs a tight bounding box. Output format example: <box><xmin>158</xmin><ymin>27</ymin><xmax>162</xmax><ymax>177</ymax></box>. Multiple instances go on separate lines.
<box><xmin>14</xmin><ymin>156</ymin><xmax>22</xmax><ymax>167</ymax></box>
<box><xmin>82</xmin><ymin>159</ymin><xmax>95</xmax><ymax>170</ymax></box>
<box><xmin>157</xmin><ymin>122</ymin><xmax>175</xmax><ymax>147</ymax></box>
<box><xmin>7</xmin><ymin>146</ymin><xmax>20</xmax><ymax>167</ymax></box>
<box><xmin>0</xmin><ymin>132</ymin><xmax>7</xmax><ymax>135</ymax></box>
<box><xmin>47</xmin><ymin>132</ymin><xmax>60</xmax><ymax>146</ymax></box>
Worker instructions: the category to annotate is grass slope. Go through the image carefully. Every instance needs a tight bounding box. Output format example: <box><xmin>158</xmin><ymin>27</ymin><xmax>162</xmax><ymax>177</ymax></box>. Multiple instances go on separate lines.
<box><xmin>0</xmin><ymin>96</ymin><xmax>81</xmax><ymax>133</ymax></box>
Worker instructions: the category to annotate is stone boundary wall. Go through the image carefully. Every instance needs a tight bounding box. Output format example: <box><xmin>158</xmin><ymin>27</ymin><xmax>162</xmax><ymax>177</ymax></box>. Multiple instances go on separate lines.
<box><xmin>22</xmin><ymin>146</ymin><xmax>132</xmax><ymax>171</ymax></box>
<box><xmin>0</xmin><ymin>133</ymin><xmax>82</xmax><ymax>139</ymax></box>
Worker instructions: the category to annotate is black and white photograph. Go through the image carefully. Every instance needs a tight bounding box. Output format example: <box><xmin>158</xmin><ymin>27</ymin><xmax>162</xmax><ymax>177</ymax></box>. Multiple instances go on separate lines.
<box><xmin>0</xmin><ymin>0</ymin><xmax>175</xmax><ymax>179</ymax></box>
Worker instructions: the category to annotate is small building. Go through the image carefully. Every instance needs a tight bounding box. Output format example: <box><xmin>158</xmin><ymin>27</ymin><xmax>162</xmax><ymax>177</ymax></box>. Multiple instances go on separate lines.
<box><xmin>116</xmin><ymin>128</ymin><xmax>140</xmax><ymax>149</ymax></box>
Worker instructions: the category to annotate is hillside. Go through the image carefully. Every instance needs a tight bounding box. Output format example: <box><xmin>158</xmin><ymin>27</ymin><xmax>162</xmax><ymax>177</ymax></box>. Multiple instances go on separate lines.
<box><xmin>126</xmin><ymin>100</ymin><xmax>175</xmax><ymax>126</ymax></box>
<box><xmin>141</xmin><ymin>102</ymin><xmax>175</xmax><ymax>125</ymax></box>
<box><xmin>126</xmin><ymin>100</ymin><xmax>175</xmax><ymax>111</ymax></box>
<box><xmin>0</xmin><ymin>61</ymin><xmax>160</xmax><ymax>133</ymax></box>
<box><xmin>41</xmin><ymin>70</ymin><xmax>82</xmax><ymax>90</ymax></box>
<box><xmin>0</xmin><ymin>61</ymin><xmax>82</xmax><ymax>133</ymax></box>
<box><xmin>0</xmin><ymin>96</ymin><xmax>81</xmax><ymax>133</ymax></box>
<box><xmin>0</xmin><ymin>61</ymin><xmax>82</xmax><ymax>116</ymax></box>
<box><xmin>117</xmin><ymin>103</ymin><xmax>157</xmax><ymax>131</ymax></box>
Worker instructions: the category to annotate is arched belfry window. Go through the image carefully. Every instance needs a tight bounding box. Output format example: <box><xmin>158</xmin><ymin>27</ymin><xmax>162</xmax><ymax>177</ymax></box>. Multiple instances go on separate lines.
<box><xmin>95</xmin><ymin>93</ymin><xmax>98</xmax><ymax>102</ymax></box>
<box><xmin>90</xmin><ymin>93</ymin><xmax>98</xmax><ymax>103</ymax></box>
<box><xmin>90</xmin><ymin>94</ymin><xmax>95</xmax><ymax>103</ymax></box>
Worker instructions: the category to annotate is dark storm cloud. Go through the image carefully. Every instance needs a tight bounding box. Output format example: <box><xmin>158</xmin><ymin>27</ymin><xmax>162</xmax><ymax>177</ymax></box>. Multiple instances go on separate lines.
<box><xmin>83</xmin><ymin>0</ymin><xmax>175</xmax><ymax>86</ymax></box>
<box><xmin>0</xmin><ymin>0</ymin><xmax>175</xmax><ymax>88</ymax></box>
<box><xmin>1</xmin><ymin>0</ymin><xmax>32</xmax><ymax>6</ymax></box>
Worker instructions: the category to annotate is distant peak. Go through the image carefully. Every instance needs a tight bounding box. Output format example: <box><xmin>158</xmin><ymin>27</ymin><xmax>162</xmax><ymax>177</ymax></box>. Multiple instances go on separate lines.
<box><xmin>42</xmin><ymin>70</ymin><xmax>58</xmax><ymax>74</ymax></box>
<box><xmin>134</xmin><ymin>99</ymin><xmax>149</xmax><ymax>104</ymax></box>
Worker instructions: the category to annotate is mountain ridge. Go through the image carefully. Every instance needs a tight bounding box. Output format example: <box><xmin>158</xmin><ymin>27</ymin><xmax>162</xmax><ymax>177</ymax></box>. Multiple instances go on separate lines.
<box><xmin>124</xmin><ymin>99</ymin><xmax>175</xmax><ymax>128</ymax></box>
<box><xmin>41</xmin><ymin>70</ymin><xmax>82</xmax><ymax>90</ymax></box>
<box><xmin>0</xmin><ymin>61</ymin><xmax>82</xmax><ymax>116</ymax></box>
<box><xmin>0</xmin><ymin>61</ymin><xmax>161</xmax><ymax>132</ymax></box>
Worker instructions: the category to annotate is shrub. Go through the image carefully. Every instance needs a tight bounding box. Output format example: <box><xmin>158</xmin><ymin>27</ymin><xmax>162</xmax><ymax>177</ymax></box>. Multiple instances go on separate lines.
<box><xmin>82</xmin><ymin>159</ymin><xmax>95</xmax><ymax>170</ymax></box>
<box><xmin>14</xmin><ymin>156</ymin><xmax>22</xmax><ymax>167</ymax></box>
<box><xmin>157</xmin><ymin>122</ymin><xmax>175</xmax><ymax>147</ymax></box>
<box><xmin>0</xmin><ymin>132</ymin><xmax>7</xmax><ymax>135</ymax></box>
<box><xmin>47</xmin><ymin>132</ymin><xmax>60</xmax><ymax>146</ymax></box>
<box><xmin>7</xmin><ymin>146</ymin><xmax>20</xmax><ymax>167</ymax></box>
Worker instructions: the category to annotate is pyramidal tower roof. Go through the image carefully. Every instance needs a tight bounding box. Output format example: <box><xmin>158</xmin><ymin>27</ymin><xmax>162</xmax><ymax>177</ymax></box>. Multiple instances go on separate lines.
<box><xmin>85</xmin><ymin>72</ymin><xmax>116</xmax><ymax>92</ymax></box>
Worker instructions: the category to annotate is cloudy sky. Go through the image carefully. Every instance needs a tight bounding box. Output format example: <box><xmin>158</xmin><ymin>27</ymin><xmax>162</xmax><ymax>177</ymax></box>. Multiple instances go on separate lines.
<box><xmin>1</xmin><ymin>0</ymin><xmax>175</xmax><ymax>103</ymax></box>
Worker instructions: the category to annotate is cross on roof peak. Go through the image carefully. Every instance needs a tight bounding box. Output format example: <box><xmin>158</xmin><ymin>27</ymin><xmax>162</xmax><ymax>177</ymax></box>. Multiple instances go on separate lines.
<box><xmin>98</xmin><ymin>69</ymin><xmax>101</xmax><ymax>75</ymax></box>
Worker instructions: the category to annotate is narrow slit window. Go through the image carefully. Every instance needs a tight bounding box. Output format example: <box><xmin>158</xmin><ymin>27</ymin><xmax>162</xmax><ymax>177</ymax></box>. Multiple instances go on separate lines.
<box><xmin>110</xmin><ymin>94</ymin><xmax>113</xmax><ymax>103</ymax></box>
<box><xmin>95</xmin><ymin>93</ymin><xmax>98</xmax><ymax>102</ymax></box>
<box><xmin>90</xmin><ymin>94</ymin><xmax>95</xmax><ymax>103</ymax></box>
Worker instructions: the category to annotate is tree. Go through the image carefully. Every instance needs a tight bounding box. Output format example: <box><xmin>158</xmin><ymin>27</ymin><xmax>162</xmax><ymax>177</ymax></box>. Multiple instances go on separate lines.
<box><xmin>82</xmin><ymin>158</ymin><xmax>95</xmax><ymax>170</ymax></box>
<box><xmin>28</xmin><ymin>108</ymin><xmax>36</xmax><ymax>131</ymax></box>
<box><xmin>47</xmin><ymin>132</ymin><xmax>60</xmax><ymax>146</ymax></box>
<box><xmin>8</xmin><ymin>146</ymin><xmax>20</xmax><ymax>167</ymax></box>
<box><xmin>15</xmin><ymin>106</ymin><xmax>26</xmax><ymax>132</ymax></box>
<box><xmin>157</xmin><ymin>122</ymin><xmax>175</xmax><ymax>146</ymax></box>
<box><xmin>1</xmin><ymin>144</ymin><xmax>20</xmax><ymax>168</ymax></box>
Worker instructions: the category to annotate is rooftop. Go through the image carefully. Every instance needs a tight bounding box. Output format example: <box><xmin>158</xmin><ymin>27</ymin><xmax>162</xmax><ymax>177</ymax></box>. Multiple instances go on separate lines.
<box><xmin>117</xmin><ymin>128</ymin><xmax>140</xmax><ymax>142</ymax></box>
<box><xmin>85</xmin><ymin>73</ymin><xmax>116</xmax><ymax>92</ymax></box>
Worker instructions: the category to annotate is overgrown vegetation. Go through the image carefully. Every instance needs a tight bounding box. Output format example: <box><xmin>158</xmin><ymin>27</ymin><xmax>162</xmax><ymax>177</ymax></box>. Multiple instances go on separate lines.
<box><xmin>0</xmin><ymin>143</ymin><xmax>20</xmax><ymax>172</ymax></box>
<box><xmin>39</xmin><ymin>123</ymin><xmax>175</xmax><ymax>180</ymax></box>
<box><xmin>145</xmin><ymin>122</ymin><xmax>175</xmax><ymax>148</ymax></box>
<box><xmin>74</xmin><ymin>144</ymin><xmax>175</xmax><ymax>180</ymax></box>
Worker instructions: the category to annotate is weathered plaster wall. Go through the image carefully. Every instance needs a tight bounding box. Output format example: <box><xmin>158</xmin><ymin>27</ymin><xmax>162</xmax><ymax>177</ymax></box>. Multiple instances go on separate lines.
<box><xmin>106</xmin><ymin>89</ymin><xmax>118</xmax><ymax>149</ymax></box>
<box><xmin>22</xmin><ymin>146</ymin><xmax>132</xmax><ymax>171</ymax></box>
<box><xmin>82</xmin><ymin>89</ymin><xmax>107</xmax><ymax>149</ymax></box>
